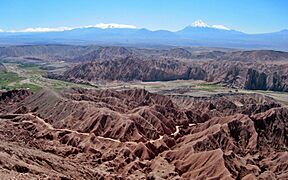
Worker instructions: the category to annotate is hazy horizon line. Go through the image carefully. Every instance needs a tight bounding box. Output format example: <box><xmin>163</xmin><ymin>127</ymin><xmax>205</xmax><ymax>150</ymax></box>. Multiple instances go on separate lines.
<box><xmin>0</xmin><ymin>20</ymin><xmax>287</xmax><ymax>35</ymax></box>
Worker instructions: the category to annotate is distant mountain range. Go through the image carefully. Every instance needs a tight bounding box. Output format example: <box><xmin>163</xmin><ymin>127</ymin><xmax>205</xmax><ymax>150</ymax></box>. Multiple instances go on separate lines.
<box><xmin>1</xmin><ymin>23</ymin><xmax>287</xmax><ymax>51</ymax></box>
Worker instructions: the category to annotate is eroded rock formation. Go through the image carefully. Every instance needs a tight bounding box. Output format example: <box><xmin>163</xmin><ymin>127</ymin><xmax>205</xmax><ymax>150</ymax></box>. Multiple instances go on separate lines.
<box><xmin>0</xmin><ymin>88</ymin><xmax>287</xmax><ymax>179</ymax></box>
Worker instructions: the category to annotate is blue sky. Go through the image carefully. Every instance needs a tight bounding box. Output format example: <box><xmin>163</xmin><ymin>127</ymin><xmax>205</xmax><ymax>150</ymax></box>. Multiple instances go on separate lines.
<box><xmin>0</xmin><ymin>0</ymin><xmax>287</xmax><ymax>33</ymax></box>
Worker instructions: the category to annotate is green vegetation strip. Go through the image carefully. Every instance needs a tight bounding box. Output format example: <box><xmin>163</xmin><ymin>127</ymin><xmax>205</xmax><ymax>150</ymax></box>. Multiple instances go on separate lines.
<box><xmin>196</xmin><ymin>83</ymin><xmax>223</xmax><ymax>92</ymax></box>
<box><xmin>0</xmin><ymin>71</ymin><xmax>42</xmax><ymax>92</ymax></box>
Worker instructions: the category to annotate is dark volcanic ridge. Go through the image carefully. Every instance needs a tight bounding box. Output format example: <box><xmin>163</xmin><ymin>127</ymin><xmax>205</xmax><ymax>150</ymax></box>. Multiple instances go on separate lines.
<box><xmin>0</xmin><ymin>88</ymin><xmax>287</xmax><ymax>179</ymax></box>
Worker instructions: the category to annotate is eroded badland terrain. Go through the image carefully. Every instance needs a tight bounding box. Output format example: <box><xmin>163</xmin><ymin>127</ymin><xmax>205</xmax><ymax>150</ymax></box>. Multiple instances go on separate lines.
<box><xmin>0</xmin><ymin>45</ymin><xmax>287</xmax><ymax>179</ymax></box>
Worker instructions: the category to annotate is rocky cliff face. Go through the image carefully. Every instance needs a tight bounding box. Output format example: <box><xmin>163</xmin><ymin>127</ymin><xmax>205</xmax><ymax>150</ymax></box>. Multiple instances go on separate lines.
<box><xmin>269</xmin><ymin>72</ymin><xmax>288</xmax><ymax>91</ymax></box>
<box><xmin>51</xmin><ymin>57</ymin><xmax>207</xmax><ymax>82</ymax></box>
<box><xmin>245</xmin><ymin>69</ymin><xmax>268</xmax><ymax>90</ymax></box>
<box><xmin>51</xmin><ymin>57</ymin><xmax>288</xmax><ymax>92</ymax></box>
<box><xmin>244</xmin><ymin>68</ymin><xmax>288</xmax><ymax>91</ymax></box>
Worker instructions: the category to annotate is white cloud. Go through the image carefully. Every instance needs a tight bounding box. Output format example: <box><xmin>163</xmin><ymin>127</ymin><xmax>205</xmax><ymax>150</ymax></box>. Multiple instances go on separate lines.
<box><xmin>192</xmin><ymin>20</ymin><xmax>230</xmax><ymax>30</ymax></box>
<box><xmin>0</xmin><ymin>29</ymin><xmax>4</xmax><ymax>32</ymax></box>
<box><xmin>6</xmin><ymin>23</ymin><xmax>137</xmax><ymax>33</ymax></box>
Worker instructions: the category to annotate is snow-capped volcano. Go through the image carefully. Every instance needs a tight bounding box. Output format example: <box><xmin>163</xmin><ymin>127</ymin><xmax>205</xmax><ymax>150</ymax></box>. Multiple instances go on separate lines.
<box><xmin>192</xmin><ymin>20</ymin><xmax>230</xmax><ymax>30</ymax></box>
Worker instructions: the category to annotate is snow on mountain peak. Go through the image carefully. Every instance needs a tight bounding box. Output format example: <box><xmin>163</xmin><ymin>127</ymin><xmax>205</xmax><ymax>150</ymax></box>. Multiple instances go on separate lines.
<box><xmin>211</xmin><ymin>25</ymin><xmax>230</xmax><ymax>30</ymax></box>
<box><xmin>4</xmin><ymin>23</ymin><xmax>137</xmax><ymax>33</ymax></box>
<box><xmin>192</xmin><ymin>20</ymin><xmax>230</xmax><ymax>30</ymax></box>
<box><xmin>192</xmin><ymin>20</ymin><xmax>209</xmax><ymax>28</ymax></box>
<box><xmin>84</xmin><ymin>23</ymin><xmax>137</xmax><ymax>29</ymax></box>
